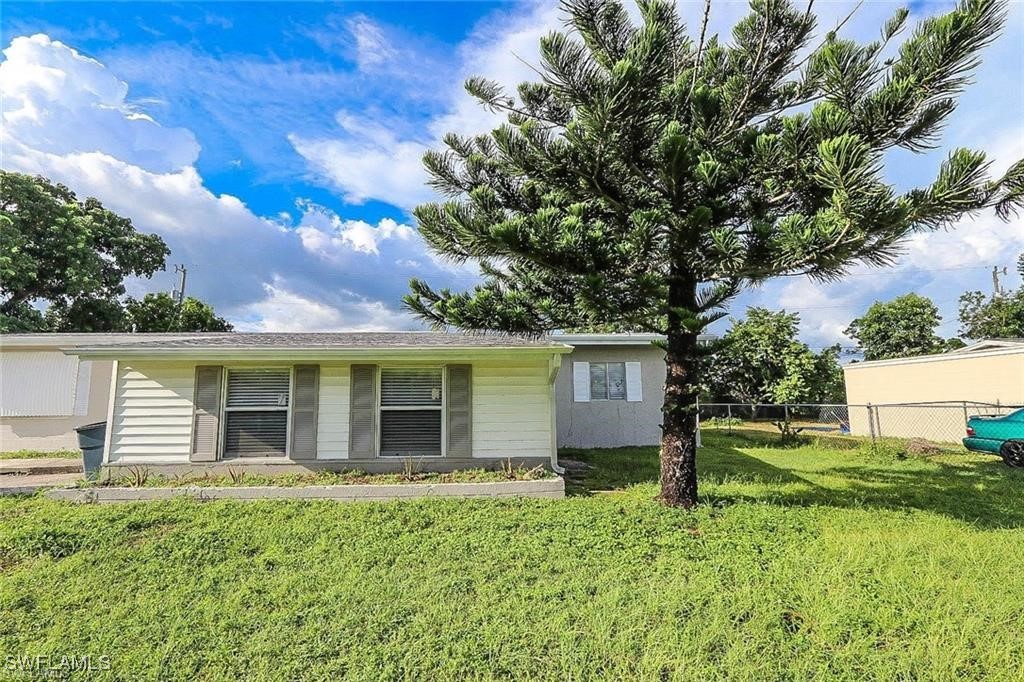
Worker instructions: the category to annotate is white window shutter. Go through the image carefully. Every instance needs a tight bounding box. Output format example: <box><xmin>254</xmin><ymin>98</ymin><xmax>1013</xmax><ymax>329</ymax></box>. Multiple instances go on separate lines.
<box><xmin>572</xmin><ymin>362</ymin><xmax>591</xmax><ymax>402</ymax></box>
<box><xmin>625</xmin><ymin>362</ymin><xmax>642</xmax><ymax>402</ymax></box>
<box><xmin>73</xmin><ymin>360</ymin><xmax>93</xmax><ymax>416</ymax></box>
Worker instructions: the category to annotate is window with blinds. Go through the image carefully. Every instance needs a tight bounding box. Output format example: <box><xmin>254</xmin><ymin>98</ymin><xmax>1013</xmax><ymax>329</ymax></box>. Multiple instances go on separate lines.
<box><xmin>590</xmin><ymin>362</ymin><xmax>627</xmax><ymax>401</ymax></box>
<box><xmin>379</xmin><ymin>368</ymin><xmax>442</xmax><ymax>457</ymax></box>
<box><xmin>223</xmin><ymin>369</ymin><xmax>290</xmax><ymax>457</ymax></box>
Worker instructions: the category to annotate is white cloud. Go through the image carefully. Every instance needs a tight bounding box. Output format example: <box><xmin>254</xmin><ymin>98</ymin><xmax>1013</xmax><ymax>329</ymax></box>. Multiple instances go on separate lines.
<box><xmin>1</xmin><ymin>34</ymin><xmax>199</xmax><ymax>173</ymax></box>
<box><xmin>346</xmin><ymin>15</ymin><xmax>396</xmax><ymax>69</ymax></box>
<box><xmin>295</xmin><ymin>200</ymin><xmax>415</xmax><ymax>256</ymax></box>
<box><xmin>299</xmin><ymin>13</ymin><xmax>397</xmax><ymax>69</ymax></box>
<box><xmin>288</xmin><ymin>113</ymin><xmax>434</xmax><ymax>209</ymax></box>
<box><xmin>235</xmin><ymin>281</ymin><xmax>409</xmax><ymax>332</ymax></box>
<box><xmin>0</xmin><ymin>34</ymin><xmax>477</xmax><ymax>331</ymax></box>
<box><xmin>289</xmin><ymin>1</ymin><xmax>563</xmax><ymax>210</ymax></box>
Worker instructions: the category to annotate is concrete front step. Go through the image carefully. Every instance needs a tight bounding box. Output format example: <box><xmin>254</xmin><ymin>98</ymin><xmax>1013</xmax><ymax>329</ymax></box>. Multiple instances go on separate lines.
<box><xmin>0</xmin><ymin>458</ymin><xmax>83</xmax><ymax>476</ymax></box>
<box><xmin>0</xmin><ymin>473</ymin><xmax>83</xmax><ymax>496</ymax></box>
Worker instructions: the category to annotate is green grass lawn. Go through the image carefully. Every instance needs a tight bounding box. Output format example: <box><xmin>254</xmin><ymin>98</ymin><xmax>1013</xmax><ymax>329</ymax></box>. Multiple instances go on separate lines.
<box><xmin>1</xmin><ymin>449</ymin><xmax>80</xmax><ymax>460</ymax></box>
<box><xmin>2</xmin><ymin>431</ymin><xmax>1023</xmax><ymax>680</ymax></box>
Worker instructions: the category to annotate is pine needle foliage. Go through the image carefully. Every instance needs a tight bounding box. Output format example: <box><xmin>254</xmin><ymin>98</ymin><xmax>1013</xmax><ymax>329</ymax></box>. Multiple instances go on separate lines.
<box><xmin>405</xmin><ymin>0</ymin><xmax>1022</xmax><ymax>505</ymax></box>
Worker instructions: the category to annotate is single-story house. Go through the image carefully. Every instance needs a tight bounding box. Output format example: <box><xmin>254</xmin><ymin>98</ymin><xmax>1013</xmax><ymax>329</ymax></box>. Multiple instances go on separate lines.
<box><xmin>1</xmin><ymin>331</ymin><xmax>709</xmax><ymax>469</ymax></box>
<box><xmin>46</xmin><ymin>332</ymin><xmax>571</xmax><ymax>474</ymax></box>
<box><xmin>843</xmin><ymin>338</ymin><xmax>1024</xmax><ymax>442</ymax></box>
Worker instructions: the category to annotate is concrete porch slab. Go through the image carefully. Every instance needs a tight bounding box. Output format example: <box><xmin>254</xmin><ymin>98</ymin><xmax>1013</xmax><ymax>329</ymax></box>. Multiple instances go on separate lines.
<box><xmin>44</xmin><ymin>477</ymin><xmax>565</xmax><ymax>503</ymax></box>
<box><xmin>1</xmin><ymin>473</ymin><xmax>83</xmax><ymax>496</ymax></box>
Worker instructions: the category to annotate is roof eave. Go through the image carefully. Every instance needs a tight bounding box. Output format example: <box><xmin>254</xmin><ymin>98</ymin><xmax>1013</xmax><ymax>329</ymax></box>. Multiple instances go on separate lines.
<box><xmin>65</xmin><ymin>344</ymin><xmax>574</xmax><ymax>360</ymax></box>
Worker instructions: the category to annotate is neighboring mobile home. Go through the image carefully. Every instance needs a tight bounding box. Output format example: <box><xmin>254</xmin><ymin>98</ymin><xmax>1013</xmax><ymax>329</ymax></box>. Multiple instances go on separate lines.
<box><xmin>61</xmin><ymin>333</ymin><xmax>571</xmax><ymax>474</ymax></box>
<box><xmin>843</xmin><ymin>339</ymin><xmax>1024</xmax><ymax>442</ymax></box>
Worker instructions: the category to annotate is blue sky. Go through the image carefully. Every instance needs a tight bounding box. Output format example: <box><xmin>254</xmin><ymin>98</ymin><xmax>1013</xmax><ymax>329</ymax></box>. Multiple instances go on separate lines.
<box><xmin>1</xmin><ymin>1</ymin><xmax>1022</xmax><ymax>346</ymax></box>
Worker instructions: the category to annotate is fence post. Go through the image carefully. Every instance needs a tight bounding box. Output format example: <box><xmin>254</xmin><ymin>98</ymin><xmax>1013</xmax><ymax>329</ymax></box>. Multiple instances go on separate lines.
<box><xmin>727</xmin><ymin>403</ymin><xmax>733</xmax><ymax>434</ymax></box>
<box><xmin>867</xmin><ymin>403</ymin><xmax>876</xmax><ymax>445</ymax></box>
<box><xmin>962</xmin><ymin>400</ymin><xmax>969</xmax><ymax>424</ymax></box>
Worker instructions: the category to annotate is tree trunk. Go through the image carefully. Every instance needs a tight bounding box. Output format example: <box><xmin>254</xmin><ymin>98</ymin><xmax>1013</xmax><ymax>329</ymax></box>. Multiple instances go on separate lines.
<box><xmin>657</xmin><ymin>279</ymin><xmax>700</xmax><ymax>508</ymax></box>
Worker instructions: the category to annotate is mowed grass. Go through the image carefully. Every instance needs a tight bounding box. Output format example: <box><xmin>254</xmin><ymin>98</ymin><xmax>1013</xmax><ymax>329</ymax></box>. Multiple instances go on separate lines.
<box><xmin>2</xmin><ymin>432</ymin><xmax>1024</xmax><ymax>680</ymax></box>
<box><xmin>1</xmin><ymin>449</ymin><xmax>80</xmax><ymax>460</ymax></box>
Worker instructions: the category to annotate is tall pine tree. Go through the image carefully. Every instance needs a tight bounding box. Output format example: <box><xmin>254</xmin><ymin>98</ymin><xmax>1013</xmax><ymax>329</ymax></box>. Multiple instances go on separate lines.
<box><xmin>405</xmin><ymin>0</ymin><xmax>1024</xmax><ymax>506</ymax></box>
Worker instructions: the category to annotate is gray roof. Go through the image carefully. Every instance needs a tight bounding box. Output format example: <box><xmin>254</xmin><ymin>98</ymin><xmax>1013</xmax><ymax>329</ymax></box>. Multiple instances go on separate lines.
<box><xmin>553</xmin><ymin>332</ymin><xmax>717</xmax><ymax>346</ymax></box>
<box><xmin>55</xmin><ymin>331</ymin><xmax>567</xmax><ymax>353</ymax></box>
<box><xmin>1</xmin><ymin>332</ymin><xmax>228</xmax><ymax>348</ymax></box>
<box><xmin>121</xmin><ymin>332</ymin><xmax>562</xmax><ymax>349</ymax></box>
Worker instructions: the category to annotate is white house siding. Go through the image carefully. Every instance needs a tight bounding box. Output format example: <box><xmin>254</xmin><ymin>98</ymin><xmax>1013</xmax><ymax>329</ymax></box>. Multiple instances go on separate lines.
<box><xmin>104</xmin><ymin>358</ymin><xmax>555</xmax><ymax>464</ymax></box>
<box><xmin>555</xmin><ymin>344</ymin><xmax>666</xmax><ymax>448</ymax></box>
<box><xmin>316</xmin><ymin>364</ymin><xmax>350</xmax><ymax>459</ymax></box>
<box><xmin>472</xmin><ymin>361</ymin><xmax>553</xmax><ymax>458</ymax></box>
<box><xmin>108</xmin><ymin>362</ymin><xmax>195</xmax><ymax>464</ymax></box>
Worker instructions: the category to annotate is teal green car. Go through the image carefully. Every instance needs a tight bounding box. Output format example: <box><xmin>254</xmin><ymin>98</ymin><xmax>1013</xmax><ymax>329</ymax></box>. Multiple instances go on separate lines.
<box><xmin>964</xmin><ymin>408</ymin><xmax>1024</xmax><ymax>467</ymax></box>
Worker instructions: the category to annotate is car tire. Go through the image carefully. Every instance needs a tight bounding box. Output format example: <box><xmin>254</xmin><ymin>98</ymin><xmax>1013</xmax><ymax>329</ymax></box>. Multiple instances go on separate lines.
<box><xmin>999</xmin><ymin>440</ymin><xmax>1024</xmax><ymax>468</ymax></box>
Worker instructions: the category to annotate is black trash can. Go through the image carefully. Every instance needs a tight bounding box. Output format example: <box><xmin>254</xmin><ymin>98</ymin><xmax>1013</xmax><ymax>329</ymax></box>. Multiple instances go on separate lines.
<box><xmin>75</xmin><ymin>421</ymin><xmax>107</xmax><ymax>480</ymax></box>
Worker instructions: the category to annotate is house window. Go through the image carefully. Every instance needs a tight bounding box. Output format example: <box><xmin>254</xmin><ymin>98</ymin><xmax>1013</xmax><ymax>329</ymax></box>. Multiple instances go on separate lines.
<box><xmin>223</xmin><ymin>369</ymin><xmax>290</xmax><ymax>457</ymax></box>
<box><xmin>589</xmin><ymin>362</ymin><xmax>627</xmax><ymax>401</ymax></box>
<box><xmin>379</xmin><ymin>367</ymin><xmax>442</xmax><ymax>457</ymax></box>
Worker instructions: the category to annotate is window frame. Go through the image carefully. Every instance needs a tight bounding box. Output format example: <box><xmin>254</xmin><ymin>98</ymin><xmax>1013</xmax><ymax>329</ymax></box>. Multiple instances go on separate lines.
<box><xmin>589</xmin><ymin>362</ymin><xmax>628</xmax><ymax>401</ymax></box>
<box><xmin>220</xmin><ymin>366</ymin><xmax>294</xmax><ymax>459</ymax></box>
<box><xmin>376</xmin><ymin>365</ymin><xmax>446</xmax><ymax>458</ymax></box>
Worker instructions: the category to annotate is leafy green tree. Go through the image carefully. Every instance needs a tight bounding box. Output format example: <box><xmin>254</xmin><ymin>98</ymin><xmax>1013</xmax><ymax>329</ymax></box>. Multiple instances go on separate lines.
<box><xmin>707</xmin><ymin>308</ymin><xmax>842</xmax><ymax>406</ymax></box>
<box><xmin>43</xmin><ymin>298</ymin><xmax>127</xmax><ymax>333</ymax></box>
<box><xmin>1</xmin><ymin>172</ymin><xmax>169</xmax><ymax>331</ymax></box>
<box><xmin>958</xmin><ymin>289</ymin><xmax>1024</xmax><ymax>340</ymax></box>
<box><xmin>1</xmin><ymin>172</ymin><xmax>234</xmax><ymax>333</ymax></box>
<box><xmin>124</xmin><ymin>293</ymin><xmax>233</xmax><ymax>332</ymax></box>
<box><xmin>405</xmin><ymin>0</ymin><xmax>1022</xmax><ymax>506</ymax></box>
<box><xmin>811</xmin><ymin>344</ymin><xmax>846</xmax><ymax>404</ymax></box>
<box><xmin>844</xmin><ymin>293</ymin><xmax>948</xmax><ymax>360</ymax></box>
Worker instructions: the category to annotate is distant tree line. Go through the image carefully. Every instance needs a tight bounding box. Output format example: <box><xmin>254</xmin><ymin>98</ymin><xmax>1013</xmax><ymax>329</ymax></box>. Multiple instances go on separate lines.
<box><xmin>1</xmin><ymin>172</ymin><xmax>232</xmax><ymax>333</ymax></box>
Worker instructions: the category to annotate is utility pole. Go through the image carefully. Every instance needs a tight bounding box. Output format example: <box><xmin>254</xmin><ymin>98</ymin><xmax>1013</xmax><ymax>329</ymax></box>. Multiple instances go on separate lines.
<box><xmin>173</xmin><ymin>264</ymin><xmax>188</xmax><ymax>305</ymax></box>
<box><xmin>991</xmin><ymin>265</ymin><xmax>1008</xmax><ymax>297</ymax></box>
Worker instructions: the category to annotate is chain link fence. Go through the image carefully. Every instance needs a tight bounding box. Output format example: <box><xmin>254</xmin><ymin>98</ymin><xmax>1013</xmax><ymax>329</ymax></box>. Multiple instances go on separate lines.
<box><xmin>699</xmin><ymin>401</ymin><xmax>1022</xmax><ymax>445</ymax></box>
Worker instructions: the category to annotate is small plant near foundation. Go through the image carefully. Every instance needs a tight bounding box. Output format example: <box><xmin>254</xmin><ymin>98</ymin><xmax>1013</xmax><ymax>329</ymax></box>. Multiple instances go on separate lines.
<box><xmin>400</xmin><ymin>457</ymin><xmax>424</xmax><ymax>482</ymax></box>
<box><xmin>499</xmin><ymin>458</ymin><xmax>546</xmax><ymax>481</ymax></box>
<box><xmin>121</xmin><ymin>466</ymin><xmax>150</xmax><ymax>487</ymax></box>
<box><xmin>227</xmin><ymin>468</ymin><xmax>246</xmax><ymax>485</ymax></box>
<box><xmin>168</xmin><ymin>472</ymin><xmax>195</xmax><ymax>487</ymax></box>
